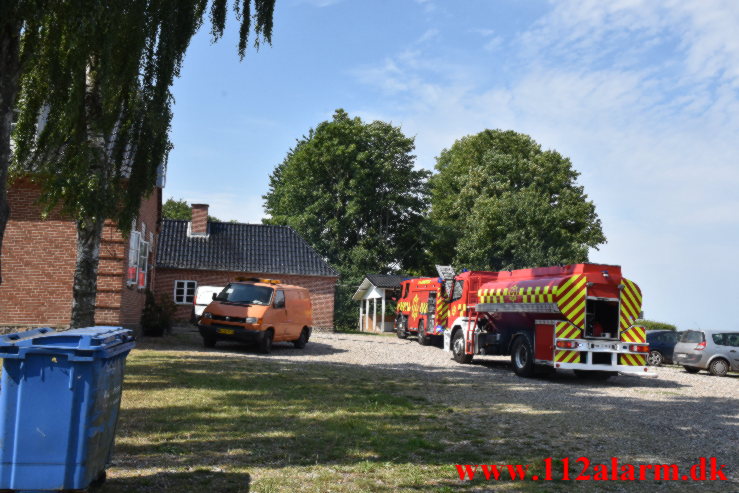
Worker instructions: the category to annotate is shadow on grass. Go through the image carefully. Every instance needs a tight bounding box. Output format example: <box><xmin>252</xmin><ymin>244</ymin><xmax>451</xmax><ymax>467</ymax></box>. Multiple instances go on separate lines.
<box><xmin>94</xmin><ymin>469</ymin><xmax>251</xmax><ymax>493</ymax></box>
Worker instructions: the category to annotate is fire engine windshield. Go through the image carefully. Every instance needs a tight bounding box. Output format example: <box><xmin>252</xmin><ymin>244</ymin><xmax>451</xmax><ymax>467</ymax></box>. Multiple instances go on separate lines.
<box><xmin>215</xmin><ymin>283</ymin><xmax>273</xmax><ymax>305</ymax></box>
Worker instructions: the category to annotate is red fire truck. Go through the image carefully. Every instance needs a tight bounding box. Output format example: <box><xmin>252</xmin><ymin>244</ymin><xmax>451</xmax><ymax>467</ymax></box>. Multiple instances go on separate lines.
<box><xmin>394</xmin><ymin>277</ymin><xmax>447</xmax><ymax>345</ymax></box>
<box><xmin>442</xmin><ymin>263</ymin><xmax>650</xmax><ymax>378</ymax></box>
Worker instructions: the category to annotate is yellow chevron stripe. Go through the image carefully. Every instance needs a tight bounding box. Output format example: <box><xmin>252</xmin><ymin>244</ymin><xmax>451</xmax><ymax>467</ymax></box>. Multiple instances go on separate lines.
<box><xmin>557</xmin><ymin>275</ymin><xmax>581</xmax><ymax>295</ymax></box>
<box><xmin>572</xmin><ymin>311</ymin><xmax>585</xmax><ymax>327</ymax></box>
<box><xmin>625</xmin><ymin>279</ymin><xmax>642</xmax><ymax>303</ymax></box>
<box><xmin>561</xmin><ymin>287</ymin><xmax>586</xmax><ymax>314</ymax></box>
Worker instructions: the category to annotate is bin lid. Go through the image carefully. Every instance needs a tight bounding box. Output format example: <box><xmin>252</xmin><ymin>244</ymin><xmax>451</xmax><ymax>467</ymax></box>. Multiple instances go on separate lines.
<box><xmin>0</xmin><ymin>326</ymin><xmax>135</xmax><ymax>360</ymax></box>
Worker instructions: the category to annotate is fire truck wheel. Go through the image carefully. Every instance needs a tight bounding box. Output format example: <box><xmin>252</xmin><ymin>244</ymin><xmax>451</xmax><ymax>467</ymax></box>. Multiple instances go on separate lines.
<box><xmin>511</xmin><ymin>336</ymin><xmax>535</xmax><ymax>377</ymax></box>
<box><xmin>417</xmin><ymin>321</ymin><xmax>430</xmax><ymax>346</ymax></box>
<box><xmin>396</xmin><ymin>316</ymin><xmax>408</xmax><ymax>339</ymax></box>
<box><xmin>451</xmin><ymin>330</ymin><xmax>473</xmax><ymax>364</ymax></box>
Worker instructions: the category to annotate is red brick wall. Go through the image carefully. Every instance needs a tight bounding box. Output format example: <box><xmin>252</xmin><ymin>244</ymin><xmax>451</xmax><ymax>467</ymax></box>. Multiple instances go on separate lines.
<box><xmin>0</xmin><ymin>179</ymin><xmax>160</xmax><ymax>328</ymax></box>
<box><xmin>0</xmin><ymin>181</ymin><xmax>77</xmax><ymax>326</ymax></box>
<box><xmin>153</xmin><ymin>268</ymin><xmax>337</xmax><ymax>328</ymax></box>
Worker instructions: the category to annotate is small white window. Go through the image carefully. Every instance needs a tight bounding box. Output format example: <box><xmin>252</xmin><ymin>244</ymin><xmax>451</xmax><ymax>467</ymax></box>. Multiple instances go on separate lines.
<box><xmin>174</xmin><ymin>280</ymin><xmax>197</xmax><ymax>304</ymax></box>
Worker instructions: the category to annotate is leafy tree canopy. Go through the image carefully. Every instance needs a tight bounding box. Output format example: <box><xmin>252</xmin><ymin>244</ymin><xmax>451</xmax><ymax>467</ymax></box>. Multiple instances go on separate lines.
<box><xmin>263</xmin><ymin>109</ymin><xmax>431</xmax><ymax>327</ymax></box>
<box><xmin>430</xmin><ymin>129</ymin><xmax>606</xmax><ymax>271</ymax></box>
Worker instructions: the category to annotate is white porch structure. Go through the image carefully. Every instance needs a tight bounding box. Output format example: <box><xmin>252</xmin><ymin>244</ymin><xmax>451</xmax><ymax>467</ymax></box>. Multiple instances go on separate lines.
<box><xmin>351</xmin><ymin>274</ymin><xmax>406</xmax><ymax>332</ymax></box>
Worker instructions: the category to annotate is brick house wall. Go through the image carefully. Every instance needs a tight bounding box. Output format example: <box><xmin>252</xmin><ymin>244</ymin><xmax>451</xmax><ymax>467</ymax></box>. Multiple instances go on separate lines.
<box><xmin>0</xmin><ymin>179</ymin><xmax>161</xmax><ymax>328</ymax></box>
<box><xmin>154</xmin><ymin>267</ymin><xmax>336</xmax><ymax>328</ymax></box>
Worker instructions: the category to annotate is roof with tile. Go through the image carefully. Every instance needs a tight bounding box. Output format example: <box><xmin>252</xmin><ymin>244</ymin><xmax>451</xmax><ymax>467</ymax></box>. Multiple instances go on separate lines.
<box><xmin>156</xmin><ymin>220</ymin><xmax>339</xmax><ymax>277</ymax></box>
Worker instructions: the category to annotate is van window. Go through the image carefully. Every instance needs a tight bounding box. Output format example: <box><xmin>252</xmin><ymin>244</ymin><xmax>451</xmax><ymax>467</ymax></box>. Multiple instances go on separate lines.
<box><xmin>680</xmin><ymin>330</ymin><xmax>704</xmax><ymax>343</ymax></box>
<box><xmin>274</xmin><ymin>290</ymin><xmax>285</xmax><ymax>308</ymax></box>
<box><xmin>216</xmin><ymin>283</ymin><xmax>273</xmax><ymax>305</ymax></box>
<box><xmin>726</xmin><ymin>333</ymin><xmax>739</xmax><ymax>347</ymax></box>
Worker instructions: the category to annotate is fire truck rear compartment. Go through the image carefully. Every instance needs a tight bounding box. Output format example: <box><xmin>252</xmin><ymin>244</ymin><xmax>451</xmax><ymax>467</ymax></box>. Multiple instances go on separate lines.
<box><xmin>585</xmin><ymin>298</ymin><xmax>619</xmax><ymax>339</ymax></box>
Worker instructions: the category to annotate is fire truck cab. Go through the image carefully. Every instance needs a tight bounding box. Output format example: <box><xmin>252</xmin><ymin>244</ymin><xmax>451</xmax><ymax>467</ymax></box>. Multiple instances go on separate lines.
<box><xmin>394</xmin><ymin>277</ymin><xmax>445</xmax><ymax>345</ymax></box>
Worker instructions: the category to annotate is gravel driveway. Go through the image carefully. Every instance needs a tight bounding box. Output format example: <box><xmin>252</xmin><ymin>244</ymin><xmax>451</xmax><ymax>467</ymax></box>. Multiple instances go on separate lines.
<box><xmin>182</xmin><ymin>328</ymin><xmax>739</xmax><ymax>490</ymax></box>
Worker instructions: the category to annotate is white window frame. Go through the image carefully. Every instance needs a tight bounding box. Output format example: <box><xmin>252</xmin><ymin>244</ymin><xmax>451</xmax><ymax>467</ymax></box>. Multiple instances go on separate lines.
<box><xmin>137</xmin><ymin>239</ymin><xmax>150</xmax><ymax>289</ymax></box>
<box><xmin>127</xmin><ymin>231</ymin><xmax>141</xmax><ymax>287</ymax></box>
<box><xmin>174</xmin><ymin>280</ymin><xmax>197</xmax><ymax>305</ymax></box>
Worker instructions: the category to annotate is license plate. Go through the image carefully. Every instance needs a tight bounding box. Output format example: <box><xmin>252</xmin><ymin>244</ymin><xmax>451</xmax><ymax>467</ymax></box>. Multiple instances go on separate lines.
<box><xmin>218</xmin><ymin>328</ymin><xmax>235</xmax><ymax>335</ymax></box>
<box><xmin>675</xmin><ymin>353</ymin><xmax>686</xmax><ymax>358</ymax></box>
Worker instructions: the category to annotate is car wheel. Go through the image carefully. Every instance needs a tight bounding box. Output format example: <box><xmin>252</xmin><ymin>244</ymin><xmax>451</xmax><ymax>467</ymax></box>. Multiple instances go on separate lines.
<box><xmin>258</xmin><ymin>329</ymin><xmax>274</xmax><ymax>354</ymax></box>
<box><xmin>511</xmin><ymin>336</ymin><xmax>534</xmax><ymax>377</ymax></box>
<box><xmin>417</xmin><ymin>320</ymin><xmax>430</xmax><ymax>346</ymax></box>
<box><xmin>293</xmin><ymin>328</ymin><xmax>309</xmax><ymax>349</ymax></box>
<box><xmin>683</xmin><ymin>366</ymin><xmax>700</xmax><ymax>374</ymax></box>
<box><xmin>647</xmin><ymin>350</ymin><xmax>663</xmax><ymax>366</ymax></box>
<box><xmin>452</xmin><ymin>329</ymin><xmax>473</xmax><ymax>364</ymax></box>
<box><xmin>396</xmin><ymin>315</ymin><xmax>408</xmax><ymax>339</ymax></box>
<box><xmin>203</xmin><ymin>335</ymin><xmax>216</xmax><ymax>348</ymax></box>
<box><xmin>708</xmin><ymin>358</ymin><xmax>729</xmax><ymax>377</ymax></box>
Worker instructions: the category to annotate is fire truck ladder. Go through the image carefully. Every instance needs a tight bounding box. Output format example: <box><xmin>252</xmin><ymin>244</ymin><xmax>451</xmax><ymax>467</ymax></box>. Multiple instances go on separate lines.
<box><xmin>464</xmin><ymin>274</ymin><xmax>482</xmax><ymax>354</ymax></box>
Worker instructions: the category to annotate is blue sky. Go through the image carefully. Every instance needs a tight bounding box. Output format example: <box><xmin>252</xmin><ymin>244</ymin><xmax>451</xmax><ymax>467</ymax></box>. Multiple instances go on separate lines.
<box><xmin>168</xmin><ymin>0</ymin><xmax>739</xmax><ymax>331</ymax></box>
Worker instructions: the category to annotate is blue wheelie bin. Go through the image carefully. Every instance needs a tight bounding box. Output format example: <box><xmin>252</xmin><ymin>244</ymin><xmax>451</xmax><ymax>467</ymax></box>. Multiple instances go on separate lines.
<box><xmin>0</xmin><ymin>326</ymin><xmax>135</xmax><ymax>491</ymax></box>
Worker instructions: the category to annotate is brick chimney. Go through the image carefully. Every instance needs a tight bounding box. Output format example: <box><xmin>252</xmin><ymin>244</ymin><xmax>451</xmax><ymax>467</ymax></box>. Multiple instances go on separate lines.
<box><xmin>191</xmin><ymin>203</ymin><xmax>209</xmax><ymax>236</ymax></box>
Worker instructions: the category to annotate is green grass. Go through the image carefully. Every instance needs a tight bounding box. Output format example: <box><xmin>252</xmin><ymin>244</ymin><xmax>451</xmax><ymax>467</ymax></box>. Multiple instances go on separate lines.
<box><xmin>97</xmin><ymin>335</ymin><xmax>707</xmax><ymax>492</ymax></box>
<box><xmin>98</xmin><ymin>338</ymin><xmax>551</xmax><ymax>492</ymax></box>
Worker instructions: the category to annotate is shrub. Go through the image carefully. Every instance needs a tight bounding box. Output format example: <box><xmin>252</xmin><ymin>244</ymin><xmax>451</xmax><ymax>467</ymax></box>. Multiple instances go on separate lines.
<box><xmin>636</xmin><ymin>319</ymin><xmax>678</xmax><ymax>331</ymax></box>
<box><xmin>140</xmin><ymin>290</ymin><xmax>176</xmax><ymax>336</ymax></box>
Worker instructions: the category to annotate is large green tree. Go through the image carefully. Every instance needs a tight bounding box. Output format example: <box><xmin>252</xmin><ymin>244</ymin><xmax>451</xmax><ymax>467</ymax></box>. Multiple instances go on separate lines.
<box><xmin>430</xmin><ymin>129</ymin><xmax>606</xmax><ymax>270</ymax></box>
<box><xmin>264</xmin><ymin>109</ymin><xmax>431</xmax><ymax>328</ymax></box>
<box><xmin>5</xmin><ymin>0</ymin><xmax>275</xmax><ymax>326</ymax></box>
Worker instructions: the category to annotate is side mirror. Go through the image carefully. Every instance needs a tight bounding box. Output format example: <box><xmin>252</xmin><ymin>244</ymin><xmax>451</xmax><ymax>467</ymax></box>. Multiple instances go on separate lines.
<box><xmin>212</xmin><ymin>293</ymin><xmax>217</xmax><ymax>300</ymax></box>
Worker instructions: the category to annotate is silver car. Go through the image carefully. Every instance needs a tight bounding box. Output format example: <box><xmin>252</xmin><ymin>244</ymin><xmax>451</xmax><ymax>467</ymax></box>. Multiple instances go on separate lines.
<box><xmin>673</xmin><ymin>329</ymin><xmax>739</xmax><ymax>376</ymax></box>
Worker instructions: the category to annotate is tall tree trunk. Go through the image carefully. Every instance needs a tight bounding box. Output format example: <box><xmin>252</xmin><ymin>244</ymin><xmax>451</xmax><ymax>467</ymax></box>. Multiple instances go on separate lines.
<box><xmin>70</xmin><ymin>216</ymin><xmax>104</xmax><ymax>328</ymax></box>
<box><xmin>0</xmin><ymin>16</ymin><xmax>21</xmax><ymax>285</ymax></box>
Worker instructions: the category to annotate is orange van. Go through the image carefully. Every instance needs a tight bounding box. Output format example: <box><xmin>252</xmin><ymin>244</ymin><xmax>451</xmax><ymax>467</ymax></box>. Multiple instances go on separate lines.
<box><xmin>197</xmin><ymin>278</ymin><xmax>313</xmax><ymax>353</ymax></box>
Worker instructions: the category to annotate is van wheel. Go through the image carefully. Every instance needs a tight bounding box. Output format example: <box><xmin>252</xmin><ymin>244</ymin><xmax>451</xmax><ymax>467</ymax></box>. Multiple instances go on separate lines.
<box><xmin>708</xmin><ymin>358</ymin><xmax>729</xmax><ymax>377</ymax></box>
<box><xmin>511</xmin><ymin>336</ymin><xmax>534</xmax><ymax>377</ymax></box>
<box><xmin>417</xmin><ymin>321</ymin><xmax>430</xmax><ymax>346</ymax></box>
<box><xmin>452</xmin><ymin>330</ymin><xmax>473</xmax><ymax>364</ymax></box>
<box><xmin>203</xmin><ymin>336</ymin><xmax>216</xmax><ymax>348</ymax></box>
<box><xmin>258</xmin><ymin>329</ymin><xmax>274</xmax><ymax>354</ymax></box>
<box><xmin>293</xmin><ymin>328</ymin><xmax>309</xmax><ymax>349</ymax></box>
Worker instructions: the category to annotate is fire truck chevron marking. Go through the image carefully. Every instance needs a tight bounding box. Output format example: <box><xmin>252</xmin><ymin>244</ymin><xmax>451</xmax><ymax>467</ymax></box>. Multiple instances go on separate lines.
<box><xmin>619</xmin><ymin>278</ymin><xmax>642</xmax><ymax>331</ymax></box>
<box><xmin>555</xmin><ymin>350</ymin><xmax>581</xmax><ymax>363</ymax></box>
<box><xmin>619</xmin><ymin>353</ymin><xmax>646</xmax><ymax>366</ymax></box>
<box><xmin>620</xmin><ymin>325</ymin><xmax>646</xmax><ymax>344</ymax></box>
<box><xmin>556</xmin><ymin>322</ymin><xmax>582</xmax><ymax>340</ymax></box>
<box><xmin>555</xmin><ymin>275</ymin><xmax>587</xmax><ymax>328</ymax></box>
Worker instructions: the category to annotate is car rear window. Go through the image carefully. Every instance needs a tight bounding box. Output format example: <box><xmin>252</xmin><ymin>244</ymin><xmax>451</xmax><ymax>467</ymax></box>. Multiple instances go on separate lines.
<box><xmin>679</xmin><ymin>330</ymin><xmax>704</xmax><ymax>343</ymax></box>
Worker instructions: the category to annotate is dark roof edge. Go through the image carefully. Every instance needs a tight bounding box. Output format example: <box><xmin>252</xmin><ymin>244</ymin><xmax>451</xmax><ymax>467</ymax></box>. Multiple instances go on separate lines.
<box><xmin>155</xmin><ymin>264</ymin><xmax>340</xmax><ymax>278</ymax></box>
